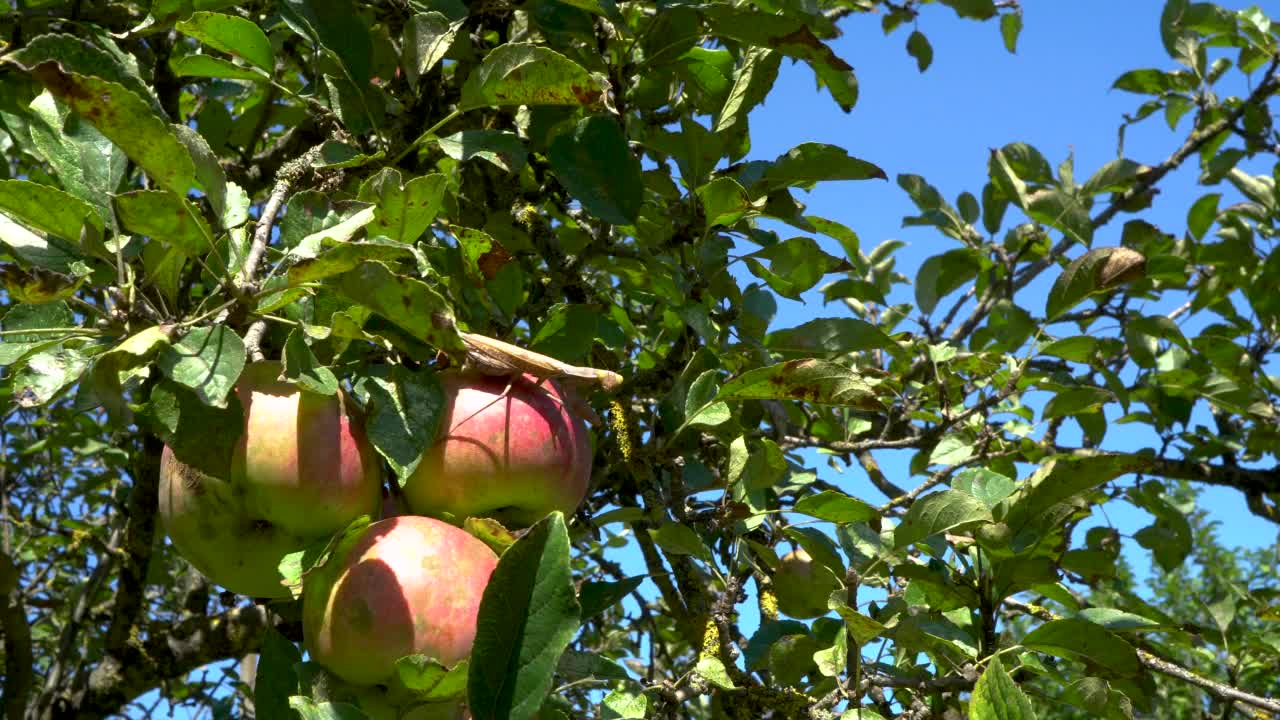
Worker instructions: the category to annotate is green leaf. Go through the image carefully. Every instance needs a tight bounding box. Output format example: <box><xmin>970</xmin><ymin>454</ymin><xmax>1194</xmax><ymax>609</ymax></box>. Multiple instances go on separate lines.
<box><xmin>813</xmin><ymin>627</ymin><xmax>848</xmax><ymax>677</ymax></box>
<box><xmin>894</xmin><ymin>490</ymin><xmax>992</xmax><ymax>548</ymax></box>
<box><xmin>88</xmin><ymin>325</ymin><xmax>175</xmax><ymax>416</ymax></box>
<box><xmin>359</xmin><ymin>170</ymin><xmax>448</xmax><ymax>244</ymax></box>
<box><xmin>601</xmin><ymin>690</ymin><xmax>648</xmax><ymax>719</ymax></box>
<box><xmin>694</xmin><ymin>656</ymin><xmax>737</xmax><ymax>689</ymax></box>
<box><xmin>700</xmin><ymin>6</ymin><xmax>858</xmax><ymax>111</ymax></box>
<box><xmin>765</xmin><ymin>317</ymin><xmax>892</xmax><ymax>355</ymax></box>
<box><xmin>469</xmin><ymin>512</ymin><xmax>581</xmax><ymax>720</ymax></box>
<box><xmin>288</xmin><ymin>697</ymin><xmax>369</xmax><ymax>720</ymax></box>
<box><xmin>438</xmin><ymin>130</ymin><xmax>528</xmax><ymax>172</ymax></box>
<box><xmin>916</xmin><ymin>249</ymin><xmax>982</xmax><ymax>315</ymax></box>
<box><xmin>255</xmin><ymin>630</ymin><xmax>302</xmax><ymax>720</ymax></box>
<box><xmin>1026</xmin><ymin>188</ymin><xmax>1093</xmax><ymax>246</ymax></box>
<box><xmin>1021</xmin><ymin>618</ymin><xmax>1141</xmax><ymax>677</ymax></box>
<box><xmin>1039</xmin><ymin>336</ymin><xmax>1097</xmax><ymax>363</ymax></box>
<box><xmin>460</xmin><ymin>43</ymin><xmax>611</xmax><ymax>112</ymax></box>
<box><xmin>698</xmin><ymin>177</ymin><xmax>752</xmax><ymax>229</ymax></box>
<box><xmin>0</xmin><ymin>180</ymin><xmax>102</xmax><ymax>244</ymax></box>
<box><xmin>548</xmin><ymin>116</ymin><xmax>642</xmax><ymax>226</ymax></box>
<box><xmin>279</xmin><ymin>0</ymin><xmax>372</xmax><ymax>84</ymax></box>
<box><xmin>952</xmin><ymin>468</ymin><xmax>1016</xmax><ymax>508</ymax></box>
<box><xmin>290</xmin><ymin>206</ymin><xmax>376</xmax><ymax>260</ymax></box>
<box><xmin>158</xmin><ymin>326</ymin><xmax>246</xmax><ymax>408</ymax></box>
<box><xmin>350</xmin><ymin>364</ymin><xmax>445</xmax><ymax>482</ymax></box>
<box><xmin>1186</xmin><ymin>193</ymin><xmax>1219</xmax><ymax>240</ymax></box>
<box><xmin>172</xmin><ymin>124</ymin><xmax>232</xmax><ymax>229</ymax></box>
<box><xmin>717</xmin><ymin>359</ymin><xmax>884</xmax><ymax>409</ymax></box>
<box><xmin>1001</xmin><ymin>12</ymin><xmax>1022</xmax><ymax>53</ymax></box>
<box><xmin>1000</xmin><ymin>454</ymin><xmax>1153</xmax><ymax>540</ymax></box>
<box><xmin>1111</xmin><ymin>68</ymin><xmax>1191</xmax><ymax>95</ymax></box>
<box><xmin>745</xmin><ymin>236</ymin><xmax>850</xmax><ymax>299</ymax></box>
<box><xmin>0</xmin><ymin>301</ymin><xmax>74</xmax><ymax>345</ymax></box>
<box><xmin>395</xmin><ymin>656</ymin><xmax>469</xmax><ymax>701</ymax></box>
<box><xmin>176</xmin><ymin>12</ymin><xmax>275</xmax><ymax>72</ymax></box>
<box><xmin>286</xmin><ymin>239</ymin><xmax>415</xmax><ymax>286</ymax></box>
<box><xmin>929</xmin><ymin>435</ymin><xmax>975</xmax><ymax>466</ymax></box>
<box><xmin>759</xmin><ymin>143</ymin><xmax>886</xmax><ymax>192</ymax></box>
<box><xmin>651</xmin><ymin>522</ymin><xmax>712</xmax><ymax>561</ymax></box>
<box><xmin>280</xmin><ymin>329</ymin><xmax>338</xmax><ymax>396</ymax></box>
<box><xmin>1075</xmin><ymin>608</ymin><xmax>1166</xmax><ymax>632</ymax></box>
<box><xmin>833</xmin><ymin>605</ymin><xmax>887</xmax><ymax>645</ymax></box>
<box><xmin>1043</xmin><ymin>387</ymin><xmax>1113</xmax><ymax>420</ymax></box>
<box><xmin>907</xmin><ymin>30</ymin><xmax>933</xmax><ymax>72</ymax></box>
<box><xmin>23</xmin><ymin>91</ymin><xmax>126</xmax><ymax>226</ymax></box>
<box><xmin>170</xmin><ymin>54</ymin><xmax>265</xmax><ymax>81</ymax></box>
<box><xmin>642</xmin><ymin>8</ymin><xmax>700</xmax><ymax>67</ymax></box>
<box><xmin>557</xmin><ymin>650</ymin><xmax>629</xmax><ymax>684</ymax></box>
<box><xmin>714</xmin><ymin>47</ymin><xmax>780</xmax><ymax>137</ymax></box>
<box><xmin>0</xmin><ymin>212</ymin><xmax>85</xmax><ymax>273</ymax></box>
<box><xmin>970</xmin><ymin>657</ymin><xmax>1037</xmax><ymax>720</ymax></box>
<box><xmin>404</xmin><ymin>13</ymin><xmax>462</xmax><ymax>84</ymax></box>
<box><xmin>115</xmin><ymin>190</ymin><xmax>214</xmax><ymax>255</ymax></box>
<box><xmin>794</xmin><ymin>491</ymin><xmax>878</xmax><ymax>523</ymax></box>
<box><xmin>21</xmin><ymin>66</ymin><xmax>195</xmax><ymax>194</ymax></box>
<box><xmin>313</xmin><ymin>141</ymin><xmax>384</xmax><ymax>169</ymax></box>
<box><xmin>941</xmin><ymin>0</ymin><xmax>997</xmax><ymax>20</ymax></box>
<box><xmin>144</xmin><ymin>379</ymin><xmax>244</xmax><ymax>482</ymax></box>
<box><xmin>578</xmin><ymin>576</ymin><xmax>644</xmax><ymax>619</ymax></box>
<box><xmin>12</xmin><ymin>348</ymin><xmax>89</xmax><ymax>407</ymax></box>
<box><xmin>329</xmin><ymin>261</ymin><xmax>465</xmax><ymax>354</ymax></box>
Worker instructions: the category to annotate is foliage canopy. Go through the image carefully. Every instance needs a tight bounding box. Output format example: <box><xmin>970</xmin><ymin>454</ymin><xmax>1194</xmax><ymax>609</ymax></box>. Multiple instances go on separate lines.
<box><xmin>0</xmin><ymin>0</ymin><xmax>1278</xmax><ymax>718</ymax></box>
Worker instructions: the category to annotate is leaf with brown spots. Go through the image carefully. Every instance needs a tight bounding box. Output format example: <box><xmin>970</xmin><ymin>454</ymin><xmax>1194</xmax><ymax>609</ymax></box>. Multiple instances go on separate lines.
<box><xmin>16</xmin><ymin>63</ymin><xmax>196</xmax><ymax>194</ymax></box>
<box><xmin>460</xmin><ymin>43</ymin><xmax>613</xmax><ymax>112</ymax></box>
<box><xmin>0</xmin><ymin>264</ymin><xmax>85</xmax><ymax>304</ymax></box>
<box><xmin>359</xmin><ymin>169</ymin><xmax>447</xmax><ymax>244</ymax></box>
<box><xmin>715</xmin><ymin>359</ymin><xmax>885</xmax><ymax>409</ymax></box>
<box><xmin>1045</xmin><ymin>246</ymin><xmax>1148</xmax><ymax>320</ymax></box>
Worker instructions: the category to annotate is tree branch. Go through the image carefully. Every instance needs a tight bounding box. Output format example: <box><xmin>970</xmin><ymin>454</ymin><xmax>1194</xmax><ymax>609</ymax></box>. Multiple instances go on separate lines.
<box><xmin>52</xmin><ymin>605</ymin><xmax>298</xmax><ymax>720</ymax></box>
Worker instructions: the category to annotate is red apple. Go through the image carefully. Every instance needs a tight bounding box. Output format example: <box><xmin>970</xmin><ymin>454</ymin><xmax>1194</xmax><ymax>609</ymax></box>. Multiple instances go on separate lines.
<box><xmin>772</xmin><ymin>550</ymin><xmax>841</xmax><ymax>619</ymax></box>
<box><xmin>402</xmin><ymin>372</ymin><xmax>591</xmax><ymax>527</ymax></box>
<box><xmin>159</xmin><ymin>362</ymin><xmax>383</xmax><ymax>598</ymax></box>
<box><xmin>303</xmin><ymin>516</ymin><xmax>498</xmax><ymax>686</ymax></box>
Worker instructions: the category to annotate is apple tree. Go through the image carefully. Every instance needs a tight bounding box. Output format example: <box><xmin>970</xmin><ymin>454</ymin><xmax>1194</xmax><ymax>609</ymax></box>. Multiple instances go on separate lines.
<box><xmin>1</xmin><ymin>0</ymin><xmax>1279</xmax><ymax>718</ymax></box>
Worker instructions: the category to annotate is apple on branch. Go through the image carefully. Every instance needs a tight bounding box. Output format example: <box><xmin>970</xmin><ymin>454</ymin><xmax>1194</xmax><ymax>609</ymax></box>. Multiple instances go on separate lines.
<box><xmin>302</xmin><ymin>515</ymin><xmax>498</xmax><ymax>686</ymax></box>
<box><xmin>402</xmin><ymin>371</ymin><xmax>592</xmax><ymax>528</ymax></box>
<box><xmin>159</xmin><ymin>362</ymin><xmax>383</xmax><ymax>598</ymax></box>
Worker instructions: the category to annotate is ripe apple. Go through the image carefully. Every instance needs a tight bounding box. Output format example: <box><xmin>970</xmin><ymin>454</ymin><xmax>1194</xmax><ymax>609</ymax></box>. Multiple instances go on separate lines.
<box><xmin>402</xmin><ymin>371</ymin><xmax>591</xmax><ymax>527</ymax></box>
<box><xmin>772</xmin><ymin>550</ymin><xmax>842</xmax><ymax>619</ymax></box>
<box><xmin>159</xmin><ymin>362</ymin><xmax>383</xmax><ymax>598</ymax></box>
<box><xmin>303</xmin><ymin>516</ymin><xmax>498</xmax><ymax>686</ymax></box>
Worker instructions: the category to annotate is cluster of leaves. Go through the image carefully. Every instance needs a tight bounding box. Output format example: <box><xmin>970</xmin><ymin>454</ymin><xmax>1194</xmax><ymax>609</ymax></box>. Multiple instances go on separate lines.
<box><xmin>0</xmin><ymin>0</ymin><xmax>1278</xmax><ymax>719</ymax></box>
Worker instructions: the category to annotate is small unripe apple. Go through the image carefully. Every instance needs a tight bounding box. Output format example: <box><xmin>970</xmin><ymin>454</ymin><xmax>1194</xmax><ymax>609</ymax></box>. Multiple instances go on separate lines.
<box><xmin>403</xmin><ymin>372</ymin><xmax>591</xmax><ymax>527</ymax></box>
<box><xmin>159</xmin><ymin>362</ymin><xmax>382</xmax><ymax>598</ymax></box>
<box><xmin>772</xmin><ymin>550</ymin><xmax>841</xmax><ymax>619</ymax></box>
<box><xmin>303</xmin><ymin>516</ymin><xmax>498</xmax><ymax>686</ymax></box>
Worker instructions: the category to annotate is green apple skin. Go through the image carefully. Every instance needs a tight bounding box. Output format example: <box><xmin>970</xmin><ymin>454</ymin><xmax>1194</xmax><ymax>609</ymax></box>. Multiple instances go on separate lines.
<box><xmin>303</xmin><ymin>516</ymin><xmax>499</xmax><ymax>686</ymax></box>
<box><xmin>159</xmin><ymin>362</ymin><xmax>382</xmax><ymax>598</ymax></box>
<box><xmin>772</xmin><ymin>550</ymin><xmax>841</xmax><ymax>619</ymax></box>
<box><xmin>403</xmin><ymin>371</ymin><xmax>591</xmax><ymax>527</ymax></box>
